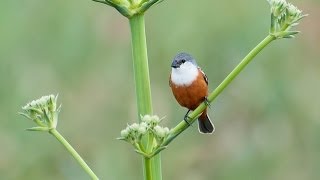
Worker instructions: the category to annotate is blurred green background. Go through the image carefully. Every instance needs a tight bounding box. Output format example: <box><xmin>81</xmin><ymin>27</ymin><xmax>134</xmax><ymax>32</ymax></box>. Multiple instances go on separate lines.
<box><xmin>1</xmin><ymin>0</ymin><xmax>319</xmax><ymax>179</ymax></box>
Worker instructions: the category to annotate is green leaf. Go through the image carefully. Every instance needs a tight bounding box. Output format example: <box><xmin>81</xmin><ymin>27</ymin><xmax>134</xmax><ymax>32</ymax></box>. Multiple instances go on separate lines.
<box><xmin>116</xmin><ymin>137</ymin><xmax>127</xmax><ymax>141</ymax></box>
<box><xmin>26</xmin><ymin>126</ymin><xmax>49</xmax><ymax>132</ymax></box>
<box><xmin>18</xmin><ymin>112</ymin><xmax>32</xmax><ymax>120</ymax></box>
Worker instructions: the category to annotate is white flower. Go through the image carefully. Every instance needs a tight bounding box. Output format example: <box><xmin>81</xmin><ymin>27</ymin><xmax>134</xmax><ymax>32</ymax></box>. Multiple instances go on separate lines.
<box><xmin>140</xmin><ymin>122</ymin><xmax>148</xmax><ymax>128</ymax></box>
<box><xmin>121</xmin><ymin>128</ymin><xmax>130</xmax><ymax>138</ymax></box>
<box><xmin>154</xmin><ymin>125</ymin><xmax>164</xmax><ymax>137</ymax></box>
<box><xmin>141</xmin><ymin>114</ymin><xmax>161</xmax><ymax>127</ymax></box>
<box><xmin>163</xmin><ymin>127</ymin><xmax>170</xmax><ymax>135</ymax></box>
<box><xmin>138</xmin><ymin>125</ymin><xmax>147</xmax><ymax>135</ymax></box>
<box><xmin>141</xmin><ymin>115</ymin><xmax>152</xmax><ymax>123</ymax></box>
<box><xmin>154</xmin><ymin>125</ymin><xmax>170</xmax><ymax>138</ymax></box>
<box><xmin>130</xmin><ymin>123</ymin><xmax>140</xmax><ymax>131</ymax></box>
<box><xmin>151</xmin><ymin>115</ymin><xmax>160</xmax><ymax>124</ymax></box>
<box><xmin>287</xmin><ymin>3</ymin><xmax>302</xmax><ymax>17</ymax></box>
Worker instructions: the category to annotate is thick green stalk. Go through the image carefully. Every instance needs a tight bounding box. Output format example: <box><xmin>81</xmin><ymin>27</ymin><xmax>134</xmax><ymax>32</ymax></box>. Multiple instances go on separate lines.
<box><xmin>49</xmin><ymin>129</ymin><xmax>99</xmax><ymax>180</ymax></box>
<box><xmin>129</xmin><ymin>14</ymin><xmax>162</xmax><ymax>180</ymax></box>
<box><xmin>129</xmin><ymin>14</ymin><xmax>152</xmax><ymax>116</ymax></box>
<box><xmin>162</xmin><ymin>35</ymin><xmax>276</xmax><ymax>147</ymax></box>
<box><xmin>144</xmin><ymin>158</ymin><xmax>152</xmax><ymax>180</ymax></box>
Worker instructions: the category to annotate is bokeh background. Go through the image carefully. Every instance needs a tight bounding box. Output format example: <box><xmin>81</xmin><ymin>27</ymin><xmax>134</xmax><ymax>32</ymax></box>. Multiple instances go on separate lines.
<box><xmin>1</xmin><ymin>0</ymin><xmax>319</xmax><ymax>179</ymax></box>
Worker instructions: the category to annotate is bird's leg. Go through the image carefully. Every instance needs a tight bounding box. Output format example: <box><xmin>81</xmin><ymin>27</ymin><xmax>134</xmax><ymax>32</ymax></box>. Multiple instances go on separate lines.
<box><xmin>184</xmin><ymin>109</ymin><xmax>192</xmax><ymax>126</ymax></box>
<box><xmin>204</xmin><ymin>96</ymin><xmax>211</xmax><ymax>108</ymax></box>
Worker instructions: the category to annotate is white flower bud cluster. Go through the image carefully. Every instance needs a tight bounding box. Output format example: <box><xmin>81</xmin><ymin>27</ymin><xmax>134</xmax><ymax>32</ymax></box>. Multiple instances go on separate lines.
<box><xmin>268</xmin><ymin>0</ymin><xmax>306</xmax><ymax>30</ymax></box>
<box><xmin>154</xmin><ymin>126</ymin><xmax>170</xmax><ymax>138</ymax></box>
<box><xmin>286</xmin><ymin>4</ymin><xmax>303</xmax><ymax>21</ymax></box>
<box><xmin>119</xmin><ymin>115</ymin><xmax>170</xmax><ymax>147</ymax></box>
<box><xmin>20</xmin><ymin>94</ymin><xmax>61</xmax><ymax>131</ymax></box>
<box><xmin>141</xmin><ymin>115</ymin><xmax>161</xmax><ymax>128</ymax></box>
<box><xmin>120</xmin><ymin>122</ymin><xmax>148</xmax><ymax>144</ymax></box>
<box><xmin>267</xmin><ymin>0</ymin><xmax>307</xmax><ymax>38</ymax></box>
<box><xmin>153</xmin><ymin>125</ymin><xmax>170</xmax><ymax>145</ymax></box>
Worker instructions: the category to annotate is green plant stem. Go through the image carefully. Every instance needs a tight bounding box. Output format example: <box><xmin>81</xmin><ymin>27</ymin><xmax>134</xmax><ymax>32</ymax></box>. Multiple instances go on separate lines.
<box><xmin>162</xmin><ymin>34</ymin><xmax>276</xmax><ymax>147</ymax></box>
<box><xmin>49</xmin><ymin>129</ymin><xmax>99</xmax><ymax>180</ymax></box>
<box><xmin>144</xmin><ymin>158</ymin><xmax>152</xmax><ymax>180</ymax></box>
<box><xmin>129</xmin><ymin>14</ymin><xmax>152</xmax><ymax>116</ymax></box>
<box><xmin>129</xmin><ymin>14</ymin><xmax>162</xmax><ymax>180</ymax></box>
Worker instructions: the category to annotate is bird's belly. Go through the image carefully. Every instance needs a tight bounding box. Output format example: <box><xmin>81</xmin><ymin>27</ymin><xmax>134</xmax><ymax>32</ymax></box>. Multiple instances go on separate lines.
<box><xmin>170</xmin><ymin>75</ymin><xmax>208</xmax><ymax>110</ymax></box>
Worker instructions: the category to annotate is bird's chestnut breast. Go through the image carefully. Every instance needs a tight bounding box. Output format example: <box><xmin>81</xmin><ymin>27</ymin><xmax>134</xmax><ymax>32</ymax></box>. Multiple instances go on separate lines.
<box><xmin>170</xmin><ymin>70</ymin><xmax>208</xmax><ymax>110</ymax></box>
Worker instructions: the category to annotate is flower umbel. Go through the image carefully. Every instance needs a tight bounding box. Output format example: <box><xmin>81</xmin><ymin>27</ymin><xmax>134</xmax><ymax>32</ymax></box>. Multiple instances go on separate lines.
<box><xmin>20</xmin><ymin>94</ymin><xmax>61</xmax><ymax>131</ymax></box>
<box><xmin>267</xmin><ymin>0</ymin><xmax>307</xmax><ymax>38</ymax></box>
<box><xmin>118</xmin><ymin>115</ymin><xmax>170</xmax><ymax>158</ymax></box>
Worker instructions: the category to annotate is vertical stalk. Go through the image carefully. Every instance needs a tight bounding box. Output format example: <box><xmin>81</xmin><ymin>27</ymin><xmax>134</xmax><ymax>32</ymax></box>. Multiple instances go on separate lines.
<box><xmin>144</xmin><ymin>158</ymin><xmax>152</xmax><ymax>180</ymax></box>
<box><xmin>129</xmin><ymin>14</ymin><xmax>152</xmax><ymax>115</ymax></box>
<box><xmin>129</xmin><ymin>14</ymin><xmax>162</xmax><ymax>180</ymax></box>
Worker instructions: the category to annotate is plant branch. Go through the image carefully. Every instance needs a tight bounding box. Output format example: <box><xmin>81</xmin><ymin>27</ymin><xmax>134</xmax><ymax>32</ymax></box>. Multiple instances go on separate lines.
<box><xmin>144</xmin><ymin>158</ymin><xmax>153</xmax><ymax>180</ymax></box>
<box><xmin>156</xmin><ymin>35</ymin><xmax>276</xmax><ymax>153</ymax></box>
<box><xmin>49</xmin><ymin>129</ymin><xmax>99</xmax><ymax>180</ymax></box>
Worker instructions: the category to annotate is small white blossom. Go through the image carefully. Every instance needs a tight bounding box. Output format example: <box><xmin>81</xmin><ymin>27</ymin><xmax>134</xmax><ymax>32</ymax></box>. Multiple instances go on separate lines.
<box><xmin>140</xmin><ymin>122</ymin><xmax>148</xmax><ymax>128</ymax></box>
<box><xmin>141</xmin><ymin>115</ymin><xmax>152</xmax><ymax>123</ymax></box>
<box><xmin>119</xmin><ymin>114</ymin><xmax>170</xmax><ymax>151</ymax></box>
<box><xmin>287</xmin><ymin>3</ymin><xmax>302</xmax><ymax>17</ymax></box>
<box><xmin>151</xmin><ymin>115</ymin><xmax>160</xmax><ymax>124</ymax></box>
<box><xmin>163</xmin><ymin>127</ymin><xmax>170</xmax><ymax>135</ymax></box>
<box><xmin>138</xmin><ymin>125</ymin><xmax>147</xmax><ymax>135</ymax></box>
<box><xmin>154</xmin><ymin>125</ymin><xmax>168</xmax><ymax>138</ymax></box>
<box><xmin>22</xmin><ymin>95</ymin><xmax>54</xmax><ymax>110</ymax></box>
<box><xmin>121</xmin><ymin>128</ymin><xmax>130</xmax><ymax>138</ymax></box>
<box><xmin>141</xmin><ymin>114</ymin><xmax>161</xmax><ymax>127</ymax></box>
<box><xmin>130</xmin><ymin>123</ymin><xmax>140</xmax><ymax>131</ymax></box>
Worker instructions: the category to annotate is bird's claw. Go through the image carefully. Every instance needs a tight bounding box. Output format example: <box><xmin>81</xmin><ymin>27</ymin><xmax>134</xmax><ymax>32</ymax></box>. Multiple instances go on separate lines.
<box><xmin>184</xmin><ymin>110</ymin><xmax>192</xmax><ymax>126</ymax></box>
<box><xmin>204</xmin><ymin>97</ymin><xmax>211</xmax><ymax>108</ymax></box>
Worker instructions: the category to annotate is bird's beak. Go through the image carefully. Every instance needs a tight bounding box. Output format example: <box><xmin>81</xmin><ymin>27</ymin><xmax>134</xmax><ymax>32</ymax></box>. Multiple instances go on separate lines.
<box><xmin>171</xmin><ymin>61</ymin><xmax>179</xmax><ymax>68</ymax></box>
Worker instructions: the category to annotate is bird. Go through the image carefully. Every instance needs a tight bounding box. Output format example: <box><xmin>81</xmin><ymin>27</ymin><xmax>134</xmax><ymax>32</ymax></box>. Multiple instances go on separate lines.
<box><xmin>169</xmin><ymin>52</ymin><xmax>214</xmax><ymax>134</ymax></box>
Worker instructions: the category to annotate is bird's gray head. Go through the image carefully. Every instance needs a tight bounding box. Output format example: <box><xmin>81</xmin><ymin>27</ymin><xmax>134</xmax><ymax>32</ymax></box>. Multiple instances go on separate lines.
<box><xmin>171</xmin><ymin>52</ymin><xmax>197</xmax><ymax>68</ymax></box>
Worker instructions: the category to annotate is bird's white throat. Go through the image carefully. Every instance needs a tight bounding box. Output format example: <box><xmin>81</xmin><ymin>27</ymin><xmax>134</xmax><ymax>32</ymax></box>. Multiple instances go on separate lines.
<box><xmin>171</xmin><ymin>62</ymin><xmax>198</xmax><ymax>86</ymax></box>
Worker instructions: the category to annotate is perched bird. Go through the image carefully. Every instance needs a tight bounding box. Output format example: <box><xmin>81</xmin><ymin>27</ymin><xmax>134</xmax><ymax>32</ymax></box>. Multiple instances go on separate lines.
<box><xmin>169</xmin><ymin>52</ymin><xmax>214</xmax><ymax>134</ymax></box>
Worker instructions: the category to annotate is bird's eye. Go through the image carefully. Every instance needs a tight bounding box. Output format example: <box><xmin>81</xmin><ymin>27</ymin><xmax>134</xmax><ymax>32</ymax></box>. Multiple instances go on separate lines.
<box><xmin>181</xmin><ymin>59</ymin><xmax>186</xmax><ymax>63</ymax></box>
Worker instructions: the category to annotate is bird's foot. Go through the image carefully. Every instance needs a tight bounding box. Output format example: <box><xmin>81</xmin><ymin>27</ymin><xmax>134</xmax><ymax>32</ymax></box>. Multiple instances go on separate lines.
<box><xmin>204</xmin><ymin>97</ymin><xmax>211</xmax><ymax>108</ymax></box>
<box><xmin>184</xmin><ymin>110</ymin><xmax>192</xmax><ymax>126</ymax></box>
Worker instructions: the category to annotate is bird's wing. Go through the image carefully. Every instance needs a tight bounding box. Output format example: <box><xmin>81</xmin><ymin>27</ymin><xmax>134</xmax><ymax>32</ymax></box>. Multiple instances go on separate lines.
<box><xmin>198</xmin><ymin>67</ymin><xmax>208</xmax><ymax>85</ymax></box>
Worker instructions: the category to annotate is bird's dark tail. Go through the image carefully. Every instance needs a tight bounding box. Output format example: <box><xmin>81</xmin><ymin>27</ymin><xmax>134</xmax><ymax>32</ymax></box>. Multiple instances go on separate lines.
<box><xmin>198</xmin><ymin>111</ymin><xmax>214</xmax><ymax>134</ymax></box>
